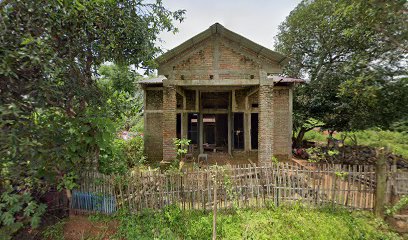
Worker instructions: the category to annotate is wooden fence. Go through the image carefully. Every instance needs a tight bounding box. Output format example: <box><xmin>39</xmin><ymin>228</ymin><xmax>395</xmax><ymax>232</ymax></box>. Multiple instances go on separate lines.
<box><xmin>70</xmin><ymin>162</ymin><xmax>384</xmax><ymax>214</ymax></box>
<box><xmin>392</xmin><ymin>172</ymin><xmax>408</xmax><ymax>195</ymax></box>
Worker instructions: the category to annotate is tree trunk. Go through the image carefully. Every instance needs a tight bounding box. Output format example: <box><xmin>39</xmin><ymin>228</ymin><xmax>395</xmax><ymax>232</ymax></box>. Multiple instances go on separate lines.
<box><xmin>294</xmin><ymin>127</ymin><xmax>307</xmax><ymax>148</ymax></box>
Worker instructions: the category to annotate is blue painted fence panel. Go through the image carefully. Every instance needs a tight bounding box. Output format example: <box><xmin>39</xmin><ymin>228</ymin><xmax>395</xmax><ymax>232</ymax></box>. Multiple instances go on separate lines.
<box><xmin>71</xmin><ymin>190</ymin><xmax>116</xmax><ymax>214</ymax></box>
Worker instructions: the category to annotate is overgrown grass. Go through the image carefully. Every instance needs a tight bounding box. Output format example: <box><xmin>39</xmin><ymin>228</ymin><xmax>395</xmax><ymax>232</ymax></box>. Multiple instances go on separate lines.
<box><xmin>304</xmin><ymin>129</ymin><xmax>408</xmax><ymax>159</ymax></box>
<box><xmin>111</xmin><ymin>204</ymin><xmax>400</xmax><ymax>240</ymax></box>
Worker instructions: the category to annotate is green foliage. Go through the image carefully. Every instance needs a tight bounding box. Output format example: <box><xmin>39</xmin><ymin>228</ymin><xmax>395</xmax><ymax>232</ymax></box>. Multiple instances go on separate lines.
<box><xmin>271</xmin><ymin>156</ymin><xmax>279</xmax><ymax>165</ymax></box>
<box><xmin>57</xmin><ymin>172</ymin><xmax>79</xmax><ymax>192</ymax></box>
<box><xmin>341</xmin><ymin>130</ymin><xmax>408</xmax><ymax>159</ymax></box>
<box><xmin>304</xmin><ymin>130</ymin><xmax>327</xmax><ymax>142</ymax></box>
<box><xmin>304</xmin><ymin>129</ymin><xmax>408</xmax><ymax>159</ymax></box>
<box><xmin>275</xmin><ymin>0</ymin><xmax>407</xmax><ymax>140</ymax></box>
<box><xmin>390</xmin><ymin>118</ymin><xmax>408</xmax><ymax>134</ymax></box>
<box><xmin>99</xmin><ymin>136</ymin><xmax>145</xmax><ymax>174</ymax></box>
<box><xmin>386</xmin><ymin>195</ymin><xmax>408</xmax><ymax>216</ymax></box>
<box><xmin>306</xmin><ymin>147</ymin><xmax>339</xmax><ymax>163</ymax></box>
<box><xmin>111</xmin><ymin>205</ymin><xmax>400</xmax><ymax>240</ymax></box>
<box><xmin>0</xmin><ymin>0</ymin><xmax>184</xmax><ymax>237</ymax></box>
<box><xmin>167</xmin><ymin>138</ymin><xmax>191</xmax><ymax>171</ymax></box>
<box><xmin>97</xmin><ymin>64</ymin><xmax>144</xmax><ymax>131</ymax></box>
<box><xmin>43</xmin><ymin>220</ymin><xmax>66</xmax><ymax>240</ymax></box>
<box><xmin>173</xmin><ymin>138</ymin><xmax>191</xmax><ymax>160</ymax></box>
<box><xmin>0</xmin><ymin>186</ymin><xmax>46</xmax><ymax>239</ymax></box>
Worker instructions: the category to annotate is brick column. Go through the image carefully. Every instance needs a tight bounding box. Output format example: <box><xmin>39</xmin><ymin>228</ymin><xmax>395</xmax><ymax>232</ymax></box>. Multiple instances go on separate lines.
<box><xmin>162</xmin><ymin>83</ymin><xmax>177</xmax><ymax>162</ymax></box>
<box><xmin>258</xmin><ymin>71</ymin><xmax>274</xmax><ymax>166</ymax></box>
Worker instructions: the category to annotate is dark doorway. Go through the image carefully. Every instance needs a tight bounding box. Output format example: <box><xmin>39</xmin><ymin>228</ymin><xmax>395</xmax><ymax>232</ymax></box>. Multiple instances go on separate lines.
<box><xmin>188</xmin><ymin>113</ymin><xmax>199</xmax><ymax>144</ymax></box>
<box><xmin>251</xmin><ymin>113</ymin><xmax>258</xmax><ymax>149</ymax></box>
<box><xmin>234</xmin><ymin>113</ymin><xmax>244</xmax><ymax>149</ymax></box>
<box><xmin>176</xmin><ymin>113</ymin><xmax>181</xmax><ymax>139</ymax></box>
<box><xmin>203</xmin><ymin>114</ymin><xmax>228</xmax><ymax>152</ymax></box>
<box><xmin>203</xmin><ymin>114</ymin><xmax>215</xmax><ymax>145</ymax></box>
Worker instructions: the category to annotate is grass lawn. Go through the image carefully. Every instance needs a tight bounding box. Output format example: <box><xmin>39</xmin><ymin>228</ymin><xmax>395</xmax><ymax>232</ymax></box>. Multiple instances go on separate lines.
<box><xmin>304</xmin><ymin>129</ymin><xmax>408</xmax><ymax>159</ymax></box>
<box><xmin>45</xmin><ymin>205</ymin><xmax>402</xmax><ymax>240</ymax></box>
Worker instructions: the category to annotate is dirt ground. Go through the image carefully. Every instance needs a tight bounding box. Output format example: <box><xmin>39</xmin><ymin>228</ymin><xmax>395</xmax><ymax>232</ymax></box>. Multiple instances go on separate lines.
<box><xmin>63</xmin><ymin>215</ymin><xmax>118</xmax><ymax>240</ymax></box>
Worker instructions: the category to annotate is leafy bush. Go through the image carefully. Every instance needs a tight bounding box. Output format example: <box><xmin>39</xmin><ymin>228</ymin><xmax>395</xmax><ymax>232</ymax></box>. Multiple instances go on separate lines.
<box><xmin>99</xmin><ymin>136</ymin><xmax>145</xmax><ymax>174</ymax></box>
<box><xmin>390</xmin><ymin>119</ymin><xmax>408</xmax><ymax>133</ymax></box>
<box><xmin>304</xmin><ymin>129</ymin><xmax>327</xmax><ymax>142</ymax></box>
<box><xmin>386</xmin><ymin>195</ymin><xmax>408</xmax><ymax>216</ymax></box>
<box><xmin>42</xmin><ymin>220</ymin><xmax>65</xmax><ymax>240</ymax></box>
<box><xmin>0</xmin><ymin>186</ymin><xmax>46</xmax><ymax>240</ymax></box>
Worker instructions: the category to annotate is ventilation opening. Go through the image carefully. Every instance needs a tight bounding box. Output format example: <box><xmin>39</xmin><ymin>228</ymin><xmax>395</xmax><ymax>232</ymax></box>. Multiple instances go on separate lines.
<box><xmin>252</xmin><ymin>103</ymin><xmax>259</xmax><ymax>108</ymax></box>
<box><xmin>250</xmin><ymin>75</ymin><xmax>254</xmax><ymax>79</ymax></box>
<box><xmin>210</xmin><ymin>75</ymin><xmax>214</xmax><ymax>80</ymax></box>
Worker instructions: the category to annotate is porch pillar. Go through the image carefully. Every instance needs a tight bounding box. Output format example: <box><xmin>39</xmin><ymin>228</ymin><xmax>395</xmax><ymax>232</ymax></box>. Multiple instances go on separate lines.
<box><xmin>162</xmin><ymin>81</ymin><xmax>177</xmax><ymax>162</ymax></box>
<box><xmin>258</xmin><ymin>70</ymin><xmax>274</xmax><ymax>166</ymax></box>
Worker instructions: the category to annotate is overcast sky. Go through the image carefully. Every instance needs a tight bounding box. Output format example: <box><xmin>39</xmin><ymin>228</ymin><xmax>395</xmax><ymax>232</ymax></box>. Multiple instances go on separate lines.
<box><xmin>157</xmin><ymin>0</ymin><xmax>301</xmax><ymax>52</ymax></box>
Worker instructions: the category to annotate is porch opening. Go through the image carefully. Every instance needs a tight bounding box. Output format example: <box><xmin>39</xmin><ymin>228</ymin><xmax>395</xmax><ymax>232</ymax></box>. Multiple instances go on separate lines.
<box><xmin>251</xmin><ymin>113</ymin><xmax>258</xmax><ymax>149</ymax></box>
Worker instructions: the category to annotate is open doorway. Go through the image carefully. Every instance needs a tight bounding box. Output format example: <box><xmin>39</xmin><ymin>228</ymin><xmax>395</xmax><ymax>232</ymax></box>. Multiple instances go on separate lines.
<box><xmin>188</xmin><ymin>113</ymin><xmax>199</xmax><ymax>145</ymax></box>
<box><xmin>251</xmin><ymin>113</ymin><xmax>258</xmax><ymax>149</ymax></box>
<box><xmin>233</xmin><ymin>113</ymin><xmax>244</xmax><ymax>149</ymax></box>
<box><xmin>203</xmin><ymin>114</ymin><xmax>228</xmax><ymax>152</ymax></box>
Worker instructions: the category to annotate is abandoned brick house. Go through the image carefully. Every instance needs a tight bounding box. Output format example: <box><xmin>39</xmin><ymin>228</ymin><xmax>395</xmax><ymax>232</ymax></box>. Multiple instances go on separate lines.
<box><xmin>140</xmin><ymin>23</ymin><xmax>303</xmax><ymax>166</ymax></box>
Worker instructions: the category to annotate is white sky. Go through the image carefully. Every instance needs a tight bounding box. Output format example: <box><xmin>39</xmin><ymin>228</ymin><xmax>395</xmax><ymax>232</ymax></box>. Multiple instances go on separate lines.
<box><xmin>157</xmin><ymin>0</ymin><xmax>301</xmax><ymax>52</ymax></box>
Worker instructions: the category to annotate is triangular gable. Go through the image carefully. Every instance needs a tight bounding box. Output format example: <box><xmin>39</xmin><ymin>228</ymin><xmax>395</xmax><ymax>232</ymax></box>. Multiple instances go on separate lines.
<box><xmin>156</xmin><ymin>23</ymin><xmax>288</xmax><ymax>67</ymax></box>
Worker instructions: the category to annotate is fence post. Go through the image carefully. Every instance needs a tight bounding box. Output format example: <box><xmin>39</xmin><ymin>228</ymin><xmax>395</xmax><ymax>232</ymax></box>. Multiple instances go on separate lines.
<box><xmin>212</xmin><ymin>170</ymin><xmax>218</xmax><ymax>240</ymax></box>
<box><xmin>389</xmin><ymin>159</ymin><xmax>397</xmax><ymax>205</ymax></box>
<box><xmin>374</xmin><ymin>148</ymin><xmax>387</xmax><ymax>218</ymax></box>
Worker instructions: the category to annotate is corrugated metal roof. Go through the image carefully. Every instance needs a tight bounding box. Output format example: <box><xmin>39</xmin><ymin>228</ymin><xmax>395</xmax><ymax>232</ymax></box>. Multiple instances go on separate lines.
<box><xmin>267</xmin><ymin>75</ymin><xmax>305</xmax><ymax>83</ymax></box>
<box><xmin>156</xmin><ymin>23</ymin><xmax>289</xmax><ymax>65</ymax></box>
<box><xmin>139</xmin><ymin>75</ymin><xmax>166</xmax><ymax>85</ymax></box>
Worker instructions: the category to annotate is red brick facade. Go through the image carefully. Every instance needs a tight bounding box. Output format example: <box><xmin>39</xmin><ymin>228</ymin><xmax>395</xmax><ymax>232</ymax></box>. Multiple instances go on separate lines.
<box><xmin>141</xmin><ymin>24</ymin><xmax>297</xmax><ymax>165</ymax></box>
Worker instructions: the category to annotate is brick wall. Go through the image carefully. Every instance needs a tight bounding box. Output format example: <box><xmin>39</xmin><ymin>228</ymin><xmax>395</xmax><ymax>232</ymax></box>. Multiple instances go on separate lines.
<box><xmin>144</xmin><ymin>112</ymin><xmax>163</xmax><ymax>162</ymax></box>
<box><xmin>273</xmin><ymin>88</ymin><xmax>291</xmax><ymax>160</ymax></box>
<box><xmin>162</xmin><ymin>84</ymin><xmax>177</xmax><ymax>162</ymax></box>
<box><xmin>159</xmin><ymin>36</ymin><xmax>260</xmax><ymax>81</ymax></box>
<box><xmin>258</xmin><ymin>84</ymin><xmax>274</xmax><ymax>166</ymax></box>
<box><xmin>146</xmin><ymin>90</ymin><xmax>163</xmax><ymax>110</ymax></box>
<box><xmin>145</xmin><ymin>34</ymin><xmax>293</xmax><ymax>164</ymax></box>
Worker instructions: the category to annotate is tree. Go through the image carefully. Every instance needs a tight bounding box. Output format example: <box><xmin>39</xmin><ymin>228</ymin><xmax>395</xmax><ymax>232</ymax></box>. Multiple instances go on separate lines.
<box><xmin>274</xmin><ymin>0</ymin><xmax>407</xmax><ymax>146</ymax></box>
<box><xmin>0</xmin><ymin>0</ymin><xmax>184</xmax><ymax>237</ymax></box>
<box><xmin>97</xmin><ymin>64</ymin><xmax>144</xmax><ymax>131</ymax></box>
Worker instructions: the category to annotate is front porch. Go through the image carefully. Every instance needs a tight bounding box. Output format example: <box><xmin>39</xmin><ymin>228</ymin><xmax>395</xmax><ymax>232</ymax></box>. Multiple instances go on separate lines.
<box><xmin>169</xmin><ymin>83</ymin><xmax>264</xmax><ymax>164</ymax></box>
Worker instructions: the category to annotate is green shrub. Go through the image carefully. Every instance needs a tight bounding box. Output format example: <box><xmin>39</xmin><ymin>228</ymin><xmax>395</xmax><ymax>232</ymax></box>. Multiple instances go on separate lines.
<box><xmin>99</xmin><ymin>136</ymin><xmax>145</xmax><ymax>174</ymax></box>
<box><xmin>304</xmin><ymin>130</ymin><xmax>327</xmax><ymax>142</ymax></box>
<box><xmin>390</xmin><ymin>119</ymin><xmax>408</xmax><ymax>133</ymax></box>
<box><xmin>0</xmin><ymin>186</ymin><xmax>46</xmax><ymax>240</ymax></box>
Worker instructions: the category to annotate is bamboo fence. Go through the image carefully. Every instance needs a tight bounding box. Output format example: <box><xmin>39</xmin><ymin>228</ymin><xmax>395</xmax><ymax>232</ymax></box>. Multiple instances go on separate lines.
<box><xmin>69</xmin><ymin>162</ymin><xmax>387</xmax><ymax>214</ymax></box>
